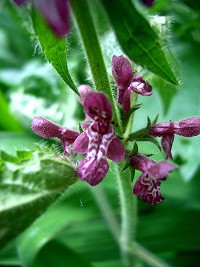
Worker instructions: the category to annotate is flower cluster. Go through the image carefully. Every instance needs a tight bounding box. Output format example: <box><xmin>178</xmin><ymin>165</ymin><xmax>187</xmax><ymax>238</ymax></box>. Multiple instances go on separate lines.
<box><xmin>32</xmin><ymin>88</ymin><xmax>125</xmax><ymax>186</ymax></box>
<box><xmin>32</xmin><ymin>55</ymin><xmax>200</xmax><ymax>205</ymax></box>
<box><xmin>13</xmin><ymin>0</ymin><xmax>71</xmax><ymax>37</ymax></box>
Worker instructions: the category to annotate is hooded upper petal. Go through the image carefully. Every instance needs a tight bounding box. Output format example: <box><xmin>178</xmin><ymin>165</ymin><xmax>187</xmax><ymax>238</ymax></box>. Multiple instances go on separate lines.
<box><xmin>32</xmin><ymin>117</ymin><xmax>63</xmax><ymax>138</ymax></box>
<box><xmin>78</xmin><ymin>84</ymin><xmax>92</xmax><ymax>105</ymax></box>
<box><xmin>129</xmin><ymin>153</ymin><xmax>155</xmax><ymax>173</ymax></box>
<box><xmin>33</xmin><ymin>0</ymin><xmax>71</xmax><ymax>37</ymax></box>
<box><xmin>84</xmin><ymin>92</ymin><xmax>112</xmax><ymax>122</ymax></box>
<box><xmin>112</xmin><ymin>55</ymin><xmax>133</xmax><ymax>90</ymax></box>
<box><xmin>173</xmin><ymin>117</ymin><xmax>200</xmax><ymax>137</ymax></box>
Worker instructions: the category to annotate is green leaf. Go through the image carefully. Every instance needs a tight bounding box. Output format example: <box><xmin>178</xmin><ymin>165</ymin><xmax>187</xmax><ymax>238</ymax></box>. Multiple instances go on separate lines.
<box><xmin>0</xmin><ymin>243</ymin><xmax>20</xmax><ymax>266</ymax></box>
<box><xmin>31</xmin><ymin>240</ymin><xmax>93</xmax><ymax>267</ymax></box>
<box><xmin>31</xmin><ymin>9</ymin><xmax>78</xmax><ymax>95</ymax></box>
<box><xmin>120</xmin><ymin>103</ymin><xmax>142</xmax><ymax>130</ymax></box>
<box><xmin>17</xmin><ymin>178</ymin><xmax>121</xmax><ymax>267</ymax></box>
<box><xmin>152</xmin><ymin>76</ymin><xmax>178</xmax><ymax>114</ymax></box>
<box><xmin>0</xmin><ymin>147</ymin><xmax>77</xmax><ymax>250</ymax></box>
<box><xmin>100</xmin><ymin>0</ymin><xmax>179</xmax><ymax>85</ymax></box>
<box><xmin>0</xmin><ymin>90</ymin><xmax>24</xmax><ymax>132</ymax></box>
<box><xmin>71</xmin><ymin>0</ymin><xmax>123</xmax><ymax>134</ymax></box>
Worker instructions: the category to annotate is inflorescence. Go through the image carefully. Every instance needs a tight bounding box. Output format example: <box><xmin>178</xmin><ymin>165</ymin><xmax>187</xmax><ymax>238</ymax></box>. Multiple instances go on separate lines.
<box><xmin>32</xmin><ymin>55</ymin><xmax>200</xmax><ymax>205</ymax></box>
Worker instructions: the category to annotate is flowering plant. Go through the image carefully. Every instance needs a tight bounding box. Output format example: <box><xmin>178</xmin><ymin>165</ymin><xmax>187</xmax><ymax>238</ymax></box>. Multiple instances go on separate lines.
<box><xmin>0</xmin><ymin>0</ymin><xmax>200</xmax><ymax>266</ymax></box>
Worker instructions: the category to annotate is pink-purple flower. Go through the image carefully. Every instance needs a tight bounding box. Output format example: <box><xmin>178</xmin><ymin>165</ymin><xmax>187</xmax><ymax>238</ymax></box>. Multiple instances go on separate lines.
<box><xmin>130</xmin><ymin>154</ymin><xmax>176</xmax><ymax>204</ymax></box>
<box><xmin>112</xmin><ymin>55</ymin><xmax>152</xmax><ymax>112</ymax></box>
<box><xmin>73</xmin><ymin>92</ymin><xmax>125</xmax><ymax>186</ymax></box>
<box><xmin>31</xmin><ymin>91</ymin><xmax>125</xmax><ymax>186</ymax></box>
<box><xmin>32</xmin><ymin>117</ymin><xmax>79</xmax><ymax>156</ymax></box>
<box><xmin>150</xmin><ymin>117</ymin><xmax>200</xmax><ymax>159</ymax></box>
<box><xmin>13</xmin><ymin>0</ymin><xmax>71</xmax><ymax>37</ymax></box>
<box><xmin>141</xmin><ymin>0</ymin><xmax>155</xmax><ymax>8</ymax></box>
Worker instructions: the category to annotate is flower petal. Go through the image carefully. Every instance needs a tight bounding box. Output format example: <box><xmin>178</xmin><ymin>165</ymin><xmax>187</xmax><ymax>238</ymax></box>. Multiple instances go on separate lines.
<box><xmin>13</xmin><ymin>0</ymin><xmax>27</xmax><ymax>5</ymax></box>
<box><xmin>141</xmin><ymin>0</ymin><xmax>155</xmax><ymax>8</ymax></box>
<box><xmin>33</xmin><ymin>0</ymin><xmax>71</xmax><ymax>37</ymax></box>
<box><xmin>129</xmin><ymin>76</ymin><xmax>152</xmax><ymax>96</ymax></box>
<box><xmin>129</xmin><ymin>153</ymin><xmax>155</xmax><ymax>173</ymax></box>
<box><xmin>161</xmin><ymin>135</ymin><xmax>174</xmax><ymax>160</ymax></box>
<box><xmin>73</xmin><ymin>132</ymin><xmax>89</xmax><ymax>154</ymax></box>
<box><xmin>77</xmin><ymin>155</ymin><xmax>109</xmax><ymax>186</ymax></box>
<box><xmin>122</xmin><ymin>89</ymin><xmax>132</xmax><ymax>112</ymax></box>
<box><xmin>173</xmin><ymin>117</ymin><xmax>200</xmax><ymax>137</ymax></box>
<box><xmin>78</xmin><ymin>84</ymin><xmax>92</xmax><ymax>105</ymax></box>
<box><xmin>84</xmin><ymin>92</ymin><xmax>112</xmax><ymax>122</ymax></box>
<box><xmin>61</xmin><ymin>128</ymin><xmax>79</xmax><ymax>144</ymax></box>
<box><xmin>32</xmin><ymin>117</ymin><xmax>62</xmax><ymax>138</ymax></box>
<box><xmin>133</xmin><ymin>173</ymin><xmax>164</xmax><ymax>205</ymax></box>
<box><xmin>148</xmin><ymin>161</ymin><xmax>176</xmax><ymax>180</ymax></box>
<box><xmin>107</xmin><ymin>137</ymin><xmax>125</xmax><ymax>162</ymax></box>
<box><xmin>112</xmin><ymin>55</ymin><xmax>133</xmax><ymax>91</ymax></box>
<box><xmin>150</xmin><ymin>122</ymin><xmax>173</xmax><ymax>136</ymax></box>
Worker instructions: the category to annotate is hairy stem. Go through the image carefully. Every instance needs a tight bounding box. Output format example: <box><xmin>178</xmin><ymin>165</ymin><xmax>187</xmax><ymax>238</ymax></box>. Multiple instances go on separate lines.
<box><xmin>115</xmin><ymin>162</ymin><xmax>137</xmax><ymax>267</ymax></box>
<box><xmin>71</xmin><ymin>0</ymin><xmax>122</xmax><ymax>133</ymax></box>
<box><xmin>91</xmin><ymin>186</ymin><xmax>120</xmax><ymax>243</ymax></box>
<box><xmin>129</xmin><ymin>242</ymin><xmax>173</xmax><ymax>267</ymax></box>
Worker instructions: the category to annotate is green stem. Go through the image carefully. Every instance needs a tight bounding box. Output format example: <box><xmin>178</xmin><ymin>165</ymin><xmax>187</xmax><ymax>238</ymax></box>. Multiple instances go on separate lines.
<box><xmin>115</xmin><ymin>162</ymin><xmax>137</xmax><ymax>267</ymax></box>
<box><xmin>129</xmin><ymin>242</ymin><xmax>173</xmax><ymax>267</ymax></box>
<box><xmin>91</xmin><ymin>186</ymin><xmax>120</xmax><ymax>243</ymax></box>
<box><xmin>70</xmin><ymin>0</ymin><xmax>122</xmax><ymax>133</ymax></box>
<box><xmin>123</xmin><ymin>93</ymin><xmax>138</xmax><ymax>139</ymax></box>
<box><xmin>91</xmin><ymin>184</ymin><xmax>171</xmax><ymax>267</ymax></box>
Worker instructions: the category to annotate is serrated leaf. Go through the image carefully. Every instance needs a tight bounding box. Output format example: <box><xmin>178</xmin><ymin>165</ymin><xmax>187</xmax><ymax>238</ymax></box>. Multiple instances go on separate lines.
<box><xmin>100</xmin><ymin>0</ymin><xmax>179</xmax><ymax>85</ymax></box>
<box><xmin>0</xmin><ymin>148</ymin><xmax>77</xmax><ymax>250</ymax></box>
<box><xmin>31</xmin><ymin>9</ymin><xmax>78</xmax><ymax>95</ymax></box>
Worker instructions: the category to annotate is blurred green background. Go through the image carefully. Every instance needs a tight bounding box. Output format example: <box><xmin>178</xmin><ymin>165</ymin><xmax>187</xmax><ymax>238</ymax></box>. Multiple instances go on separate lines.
<box><xmin>0</xmin><ymin>0</ymin><xmax>200</xmax><ymax>266</ymax></box>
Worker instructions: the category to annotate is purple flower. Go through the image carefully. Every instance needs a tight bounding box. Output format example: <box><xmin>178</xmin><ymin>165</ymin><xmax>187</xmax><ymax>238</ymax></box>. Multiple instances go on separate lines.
<box><xmin>32</xmin><ymin>117</ymin><xmax>79</xmax><ymax>156</ymax></box>
<box><xmin>141</xmin><ymin>0</ymin><xmax>155</xmax><ymax>8</ymax></box>
<box><xmin>13</xmin><ymin>0</ymin><xmax>27</xmax><ymax>5</ymax></box>
<box><xmin>78</xmin><ymin>84</ymin><xmax>92</xmax><ymax>105</ymax></box>
<box><xmin>77</xmin><ymin>84</ymin><xmax>93</xmax><ymax>130</ymax></box>
<box><xmin>73</xmin><ymin>92</ymin><xmax>125</xmax><ymax>186</ymax></box>
<box><xmin>130</xmin><ymin>154</ymin><xmax>176</xmax><ymax>204</ymax></box>
<box><xmin>13</xmin><ymin>0</ymin><xmax>71</xmax><ymax>37</ymax></box>
<box><xmin>112</xmin><ymin>55</ymin><xmax>152</xmax><ymax>112</ymax></box>
<box><xmin>150</xmin><ymin>117</ymin><xmax>200</xmax><ymax>159</ymax></box>
<box><xmin>112</xmin><ymin>55</ymin><xmax>133</xmax><ymax>105</ymax></box>
<box><xmin>123</xmin><ymin>76</ymin><xmax>152</xmax><ymax>112</ymax></box>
